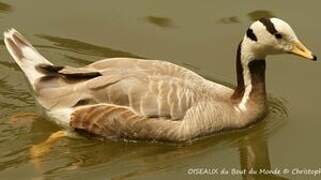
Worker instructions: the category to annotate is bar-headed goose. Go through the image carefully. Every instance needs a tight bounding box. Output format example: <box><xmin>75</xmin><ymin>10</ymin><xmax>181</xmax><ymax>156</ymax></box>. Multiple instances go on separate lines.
<box><xmin>3</xmin><ymin>18</ymin><xmax>317</xmax><ymax>142</ymax></box>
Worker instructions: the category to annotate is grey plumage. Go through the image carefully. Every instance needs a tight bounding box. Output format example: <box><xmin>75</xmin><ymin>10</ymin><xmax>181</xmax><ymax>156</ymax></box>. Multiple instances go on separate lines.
<box><xmin>44</xmin><ymin>58</ymin><xmax>247</xmax><ymax>141</ymax></box>
<box><xmin>3</xmin><ymin>28</ymin><xmax>269</xmax><ymax>142</ymax></box>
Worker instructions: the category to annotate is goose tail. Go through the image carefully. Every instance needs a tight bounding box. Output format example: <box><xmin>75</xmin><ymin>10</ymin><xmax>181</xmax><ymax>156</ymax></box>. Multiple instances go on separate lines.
<box><xmin>4</xmin><ymin>28</ymin><xmax>53</xmax><ymax>90</ymax></box>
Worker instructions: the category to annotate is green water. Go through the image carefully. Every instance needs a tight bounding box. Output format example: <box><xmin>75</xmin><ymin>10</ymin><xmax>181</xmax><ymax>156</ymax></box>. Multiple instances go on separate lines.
<box><xmin>0</xmin><ymin>1</ymin><xmax>320</xmax><ymax>179</ymax></box>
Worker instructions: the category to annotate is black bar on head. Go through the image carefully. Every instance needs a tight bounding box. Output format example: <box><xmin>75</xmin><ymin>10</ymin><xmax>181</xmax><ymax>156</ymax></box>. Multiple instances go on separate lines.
<box><xmin>259</xmin><ymin>17</ymin><xmax>278</xmax><ymax>35</ymax></box>
<box><xmin>246</xmin><ymin>28</ymin><xmax>258</xmax><ymax>41</ymax></box>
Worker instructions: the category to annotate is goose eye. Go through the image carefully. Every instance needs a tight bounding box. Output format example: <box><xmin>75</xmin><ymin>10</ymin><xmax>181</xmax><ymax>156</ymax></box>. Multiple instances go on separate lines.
<box><xmin>275</xmin><ymin>33</ymin><xmax>282</xmax><ymax>39</ymax></box>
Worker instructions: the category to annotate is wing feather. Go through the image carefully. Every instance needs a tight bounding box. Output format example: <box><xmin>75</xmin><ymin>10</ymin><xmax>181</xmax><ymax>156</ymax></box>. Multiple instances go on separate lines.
<box><xmin>70</xmin><ymin>104</ymin><xmax>182</xmax><ymax>140</ymax></box>
<box><xmin>36</xmin><ymin>58</ymin><xmax>221</xmax><ymax>120</ymax></box>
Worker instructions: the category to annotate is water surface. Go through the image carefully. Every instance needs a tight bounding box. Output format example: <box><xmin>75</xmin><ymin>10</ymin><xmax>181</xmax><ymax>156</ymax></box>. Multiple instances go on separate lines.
<box><xmin>0</xmin><ymin>1</ymin><xmax>320</xmax><ymax>179</ymax></box>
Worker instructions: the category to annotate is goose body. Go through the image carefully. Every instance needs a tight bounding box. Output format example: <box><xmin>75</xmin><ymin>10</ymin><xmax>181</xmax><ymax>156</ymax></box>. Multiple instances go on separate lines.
<box><xmin>4</xmin><ymin>18</ymin><xmax>316</xmax><ymax>141</ymax></box>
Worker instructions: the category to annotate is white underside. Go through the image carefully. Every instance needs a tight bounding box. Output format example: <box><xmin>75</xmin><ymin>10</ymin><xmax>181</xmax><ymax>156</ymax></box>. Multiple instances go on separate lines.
<box><xmin>46</xmin><ymin>108</ymin><xmax>73</xmax><ymax>129</ymax></box>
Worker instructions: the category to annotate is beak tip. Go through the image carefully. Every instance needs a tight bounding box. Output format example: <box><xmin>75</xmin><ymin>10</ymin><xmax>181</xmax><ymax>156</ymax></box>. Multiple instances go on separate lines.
<box><xmin>312</xmin><ymin>55</ymin><xmax>317</xmax><ymax>61</ymax></box>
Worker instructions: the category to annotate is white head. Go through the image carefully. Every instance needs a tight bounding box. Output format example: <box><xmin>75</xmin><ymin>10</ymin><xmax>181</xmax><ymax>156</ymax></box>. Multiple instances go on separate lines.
<box><xmin>242</xmin><ymin>17</ymin><xmax>316</xmax><ymax>61</ymax></box>
<box><xmin>233</xmin><ymin>18</ymin><xmax>316</xmax><ymax>112</ymax></box>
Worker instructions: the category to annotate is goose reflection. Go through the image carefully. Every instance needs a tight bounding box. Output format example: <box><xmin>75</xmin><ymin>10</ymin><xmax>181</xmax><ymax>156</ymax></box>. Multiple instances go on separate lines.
<box><xmin>239</xmin><ymin>122</ymin><xmax>288</xmax><ymax>180</ymax></box>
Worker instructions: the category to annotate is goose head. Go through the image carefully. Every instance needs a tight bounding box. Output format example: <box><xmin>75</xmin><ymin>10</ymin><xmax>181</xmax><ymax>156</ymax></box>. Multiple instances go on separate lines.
<box><xmin>242</xmin><ymin>17</ymin><xmax>316</xmax><ymax>61</ymax></box>
<box><xmin>233</xmin><ymin>17</ymin><xmax>317</xmax><ymax>112</ymax></box>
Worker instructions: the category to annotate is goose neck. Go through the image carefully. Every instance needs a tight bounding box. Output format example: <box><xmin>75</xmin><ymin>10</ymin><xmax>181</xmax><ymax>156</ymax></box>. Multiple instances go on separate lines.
<box><xmin>231</xmin><ymin>41</ymin><xmax>267</xmax><ymax>111</ymax></box>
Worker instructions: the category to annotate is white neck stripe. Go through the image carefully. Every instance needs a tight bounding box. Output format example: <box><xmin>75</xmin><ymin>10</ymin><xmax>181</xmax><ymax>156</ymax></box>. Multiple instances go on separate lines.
<box><xmin>237</xmin><ymin>40</ymin><xmax>254</xmax><ymax>112</ymax></box>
